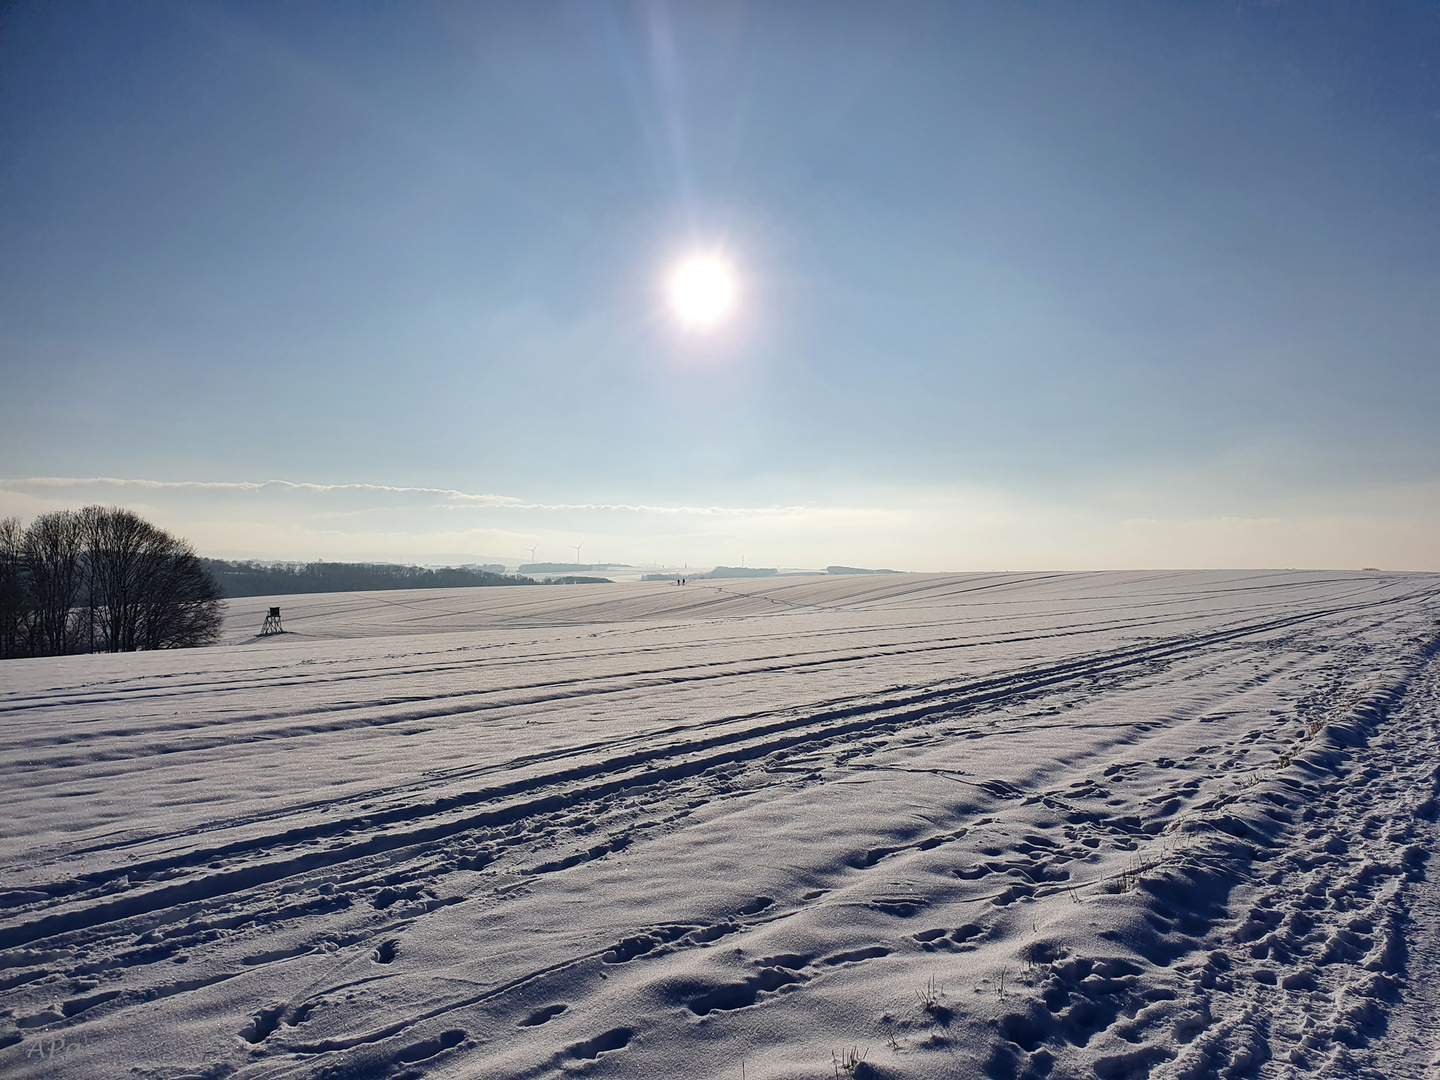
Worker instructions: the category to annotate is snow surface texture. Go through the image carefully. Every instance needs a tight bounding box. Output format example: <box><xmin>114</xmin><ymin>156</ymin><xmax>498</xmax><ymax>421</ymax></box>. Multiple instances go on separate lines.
<box><xmin>2</xmin><ymin>570</ymin><xmax>1439</xmax><ymax>1080</ymax></box>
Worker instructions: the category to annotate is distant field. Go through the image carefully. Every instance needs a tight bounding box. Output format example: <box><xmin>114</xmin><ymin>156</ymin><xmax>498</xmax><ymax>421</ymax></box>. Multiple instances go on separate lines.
<box><xmin>2</xmin><ymin>571</ymin><xmax>1438</xmax><ymax>1078</ymax></box>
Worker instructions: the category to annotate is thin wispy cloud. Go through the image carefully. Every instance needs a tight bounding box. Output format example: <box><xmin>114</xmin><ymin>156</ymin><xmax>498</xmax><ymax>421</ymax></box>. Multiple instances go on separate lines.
<box><xmin>3</xmin><ymin>477</ymin><xmax>841</xmax><ymax>518</ymax></box>
<box><xmin>2</xmin><ymin>475</ymin><xmax>1435</xmax><ymax>571</ymax></box>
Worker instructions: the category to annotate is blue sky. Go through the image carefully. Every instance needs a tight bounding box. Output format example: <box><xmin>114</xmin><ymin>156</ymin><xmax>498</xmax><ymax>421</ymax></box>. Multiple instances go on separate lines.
<box><xmin>2</xmin><ymin>2</ymin><xmax>1438</xmax><ymax>569</ymax></box>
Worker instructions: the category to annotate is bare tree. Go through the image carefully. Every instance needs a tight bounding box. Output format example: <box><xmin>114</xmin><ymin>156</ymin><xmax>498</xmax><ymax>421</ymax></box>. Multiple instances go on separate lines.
<box><xmin>0</xmin><ymin>517</ymin><xmax>30</xmax><ymax>658</ymax></box>
<box><xmin>85</xmin><ymin>506</ymin><xmax>149</xmax><ymax>653</ymax></box>
<box><xmin>23</xmin><ymin>510</ymin><xmax>86</xmax><ymax>656</ymax></box>
<box><xmin>84</xmin><ymin>507</ymin><xmax>223</xmax><ymax>652</ymax></box>
<box><xmin>0</xmin><ymin>508</ymin><xmax>224</xmax><ymax>659</ymax></box>
<box><xmin>136</xmin><ymin>539</ymin><xmax>223</xmax><ymax>650</ymax></box>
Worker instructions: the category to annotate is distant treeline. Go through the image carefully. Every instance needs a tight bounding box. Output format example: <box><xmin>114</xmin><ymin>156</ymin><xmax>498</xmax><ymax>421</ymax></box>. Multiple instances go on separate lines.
<box><xmin>520</xmin><ymin>563</ymin><xmax>631</xmax><ymax>573</ymax></box>
<box><xmin>201</xmin><ymin>559</ymin><xmax>537</xmax><ymax>598</ymax></box>
<box><xmin>642</xmin><ymin>565</ymin><xmax>900</xmax><ymax>582</ymax></box>
<box><xmin>2</xmin><ymin>507</ymin><xmax>223</xmax><ymax>659</ymax></box>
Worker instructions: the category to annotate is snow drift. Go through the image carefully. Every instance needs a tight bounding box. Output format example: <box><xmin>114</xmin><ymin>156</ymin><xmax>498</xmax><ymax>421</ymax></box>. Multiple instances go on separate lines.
<box><xmin>2</xmin><ymin>569</ymin><xmax>1438</xmax><ymax>1078</ymax></box>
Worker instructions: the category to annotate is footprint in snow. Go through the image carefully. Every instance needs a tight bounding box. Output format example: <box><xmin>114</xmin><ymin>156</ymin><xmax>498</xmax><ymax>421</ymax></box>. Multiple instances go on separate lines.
<box><xmin>518</xmin><ymin>1003</ymin><xmax>567</xmax><ymax>1027</ymax></box>
<box><xmin>392</xmin><ymin>1028</ymin><xmax>465</xmax><ymax>1064</ymax></box>
<box><xmin>564</xmin><ymin>1027</ymin><xmax>632</xmax><ymax>1059</ymax></box>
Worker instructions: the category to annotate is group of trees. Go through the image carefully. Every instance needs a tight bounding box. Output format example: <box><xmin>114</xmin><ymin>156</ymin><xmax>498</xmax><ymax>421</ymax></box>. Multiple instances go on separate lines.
<box><xmin>200</xmin><ymin>559</ymin><xmax>536</xmax><ymax>597</ymax></box>
<box><xmin>0</xmin><ymin>507</ymin><xmax>223</xmax><ymax>659</ymax></box>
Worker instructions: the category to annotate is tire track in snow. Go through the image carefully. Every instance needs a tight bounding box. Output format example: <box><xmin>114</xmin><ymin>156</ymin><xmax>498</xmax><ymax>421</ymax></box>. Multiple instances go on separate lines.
<box><xmin>2</xmin><ymin>577</ymin><xmax>1435</xmax><ymax>1080</ymax></box>
<box><xmin>212</xmin><ymin>615</ymin><xmax>1431</xmax><ymax>1077</ymax></box>
<box><xmin>0</xmin><ymin>605</ymin><xmax>1359</xmax><ymax>952</ymax></box>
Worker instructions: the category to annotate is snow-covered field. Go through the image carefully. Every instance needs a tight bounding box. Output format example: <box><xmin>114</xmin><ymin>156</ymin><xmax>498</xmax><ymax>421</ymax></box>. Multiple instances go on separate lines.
<box><xmin>3</xmin><ymin>570</ymin><xmax>1439</xmax><ymax>1079</ymax></box>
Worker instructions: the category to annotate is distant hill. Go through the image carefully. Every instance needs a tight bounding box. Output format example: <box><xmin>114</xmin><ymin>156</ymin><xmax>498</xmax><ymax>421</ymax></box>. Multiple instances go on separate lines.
<box><xmin>201</xmin><ymin>559</ymin><xmax>536</xmax><ymax>598</ymax></box>
<box><xmin>826</xmin><ymin>565</ymin><xmax>901</xmax><ymax>575</ymax></box>
<box><xmin>707</xmin><ymin>566</ymin><xmax>778</xmax><ymax>579</ymax></box>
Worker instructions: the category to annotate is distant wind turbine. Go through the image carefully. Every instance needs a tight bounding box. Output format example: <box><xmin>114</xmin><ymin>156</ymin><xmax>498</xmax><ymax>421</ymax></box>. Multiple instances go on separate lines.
<box><xmin>527</xmin><ymin>544</ymin><xmax>538</xmax><ymax>565</ymax></box>
<box><xmin>573</xmin><ymin>543</ymin><xmax>582</xmax><ymax>569</ymax></box>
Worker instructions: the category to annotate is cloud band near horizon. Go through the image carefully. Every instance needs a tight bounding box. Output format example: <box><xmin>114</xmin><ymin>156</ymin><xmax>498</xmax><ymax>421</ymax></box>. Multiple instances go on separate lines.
<box><xmin>2</xmin><ymin>475</ymin><xmax>1436</xmax><ymax>573</ymax></box>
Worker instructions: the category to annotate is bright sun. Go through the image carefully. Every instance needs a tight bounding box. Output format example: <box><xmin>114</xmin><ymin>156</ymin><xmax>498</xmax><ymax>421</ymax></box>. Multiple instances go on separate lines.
<box><xmin>667</xmin><ymin>255</ymin><xmax>737</xmax><ymax>329</ymax></box>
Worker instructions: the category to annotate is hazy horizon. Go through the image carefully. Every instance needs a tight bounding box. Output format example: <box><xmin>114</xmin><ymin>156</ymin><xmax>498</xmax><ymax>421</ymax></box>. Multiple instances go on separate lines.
<box><xmin>3</xmin><ymin>3</ymin><xmax>1439</xmax><ymax>571</ymax></box>
<box><xmin>2</xmin><ymin>474</ymin><xmax>1434</xmax><ymax>573</ymax></box>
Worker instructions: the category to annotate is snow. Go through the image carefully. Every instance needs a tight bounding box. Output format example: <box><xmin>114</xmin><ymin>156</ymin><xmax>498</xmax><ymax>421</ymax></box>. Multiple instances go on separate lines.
<box><xmin>2</xmin><ymin>569</ymin><xmax>1439</xmax><ymax>1079</ymax></box>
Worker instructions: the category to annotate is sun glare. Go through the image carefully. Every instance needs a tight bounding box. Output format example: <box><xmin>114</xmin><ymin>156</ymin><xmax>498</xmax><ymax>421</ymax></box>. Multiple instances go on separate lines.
<box><xmin>667</xmin><ymin>255</ymin><xmax>737</xmax><ymax>329</ymax></box>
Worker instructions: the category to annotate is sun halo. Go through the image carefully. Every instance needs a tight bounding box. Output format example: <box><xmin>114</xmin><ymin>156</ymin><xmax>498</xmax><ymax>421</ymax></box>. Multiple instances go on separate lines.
<box><xmin>666</xmin><ymin>255</ymin><xmax>737</xmax><ymax>330</ymax></box>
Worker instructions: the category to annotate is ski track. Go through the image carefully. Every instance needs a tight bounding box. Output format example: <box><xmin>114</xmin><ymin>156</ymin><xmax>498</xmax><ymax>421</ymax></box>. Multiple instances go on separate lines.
<box><xmin>1</xmin><ymin>569</ymin><xmax>1437</xmax><ymax>1079</ymax></box>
